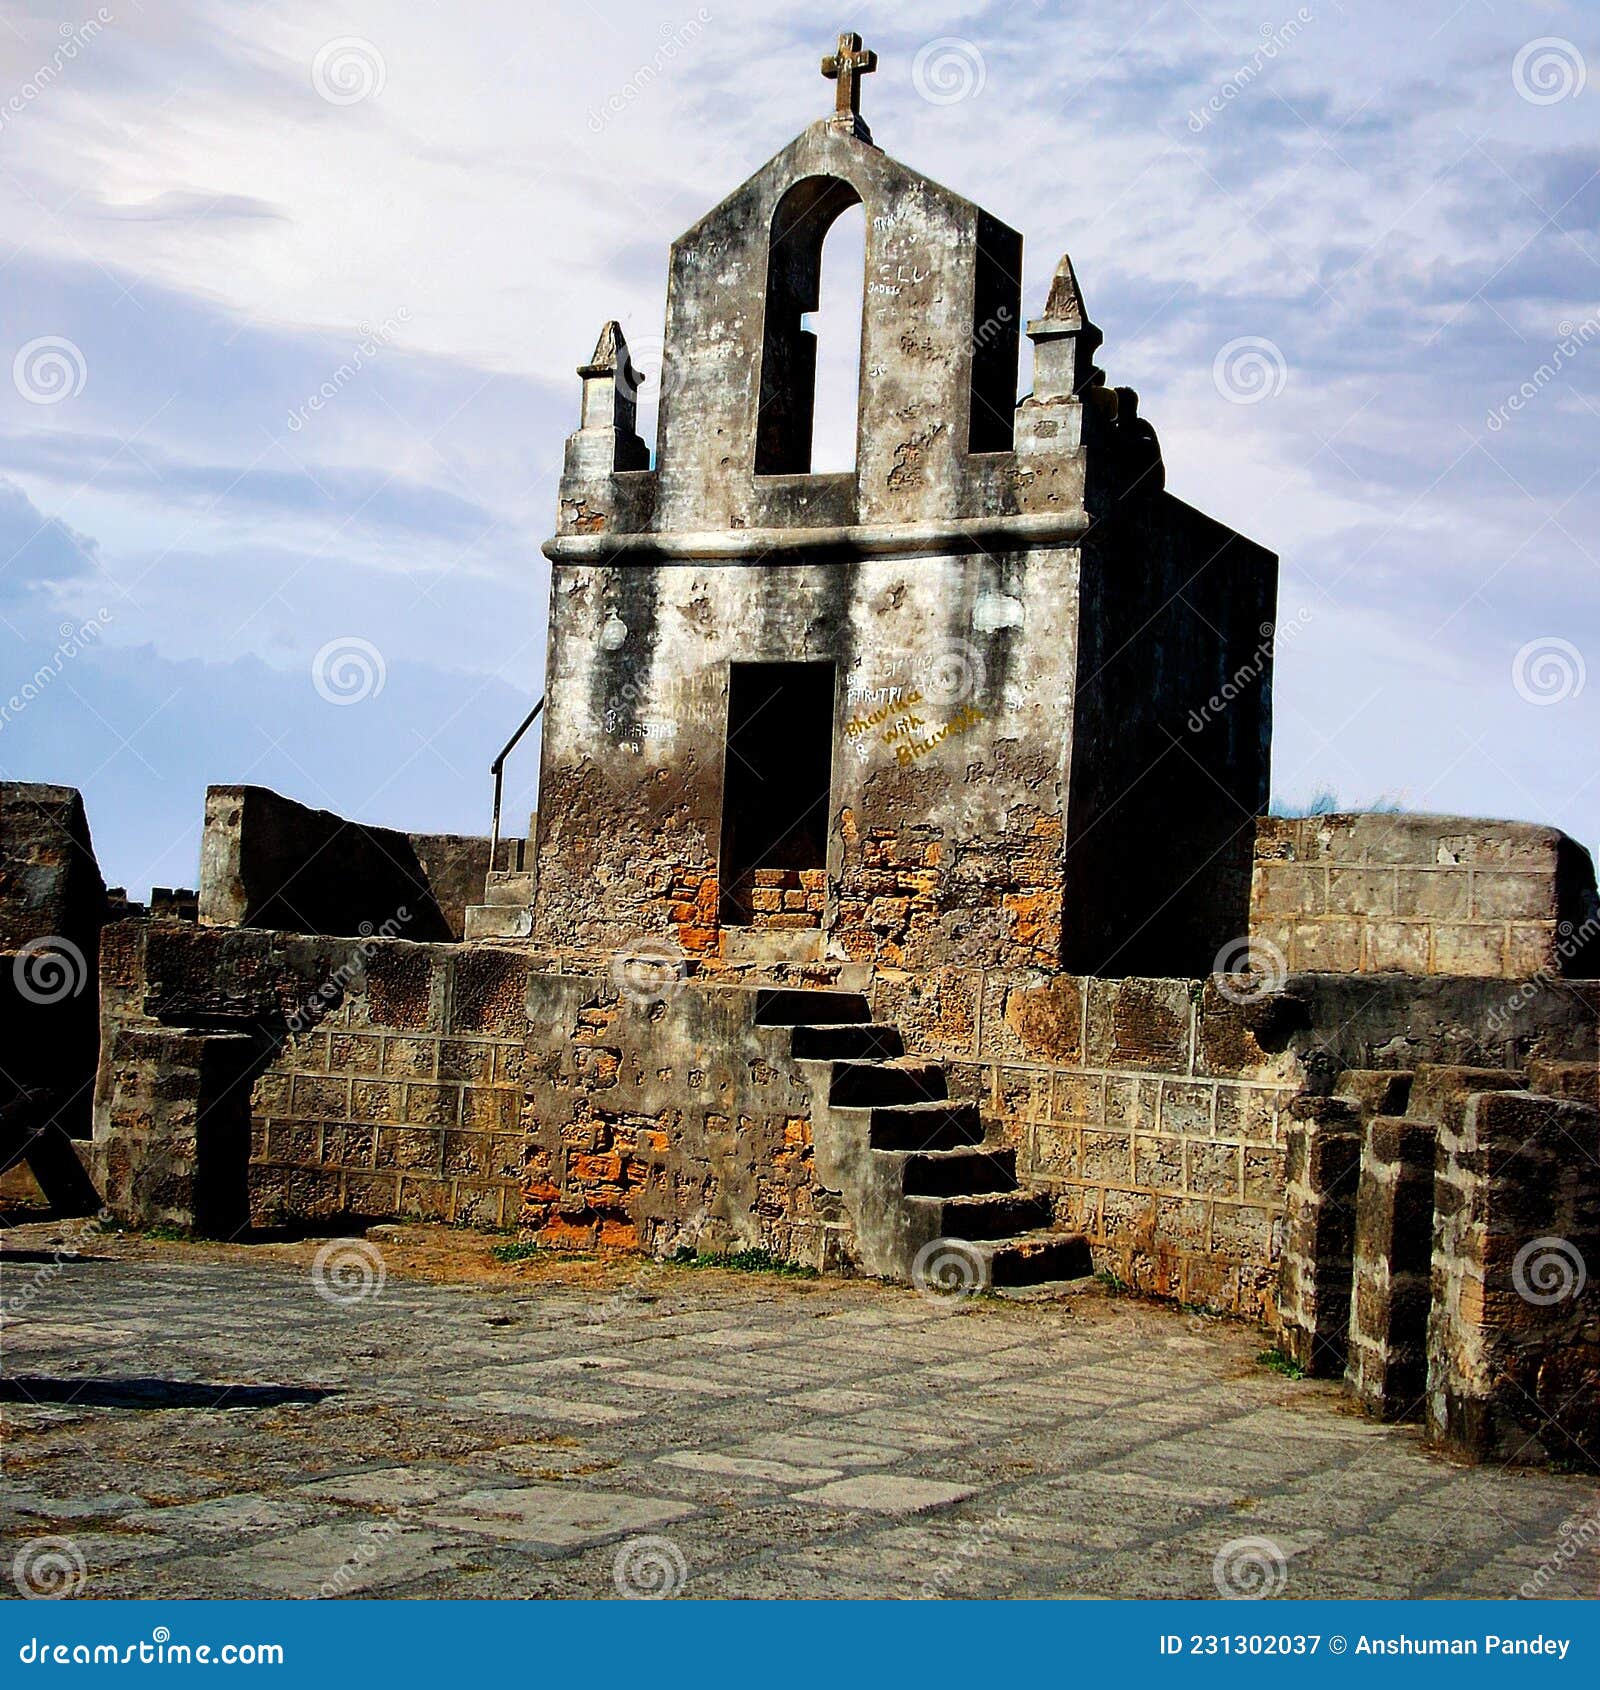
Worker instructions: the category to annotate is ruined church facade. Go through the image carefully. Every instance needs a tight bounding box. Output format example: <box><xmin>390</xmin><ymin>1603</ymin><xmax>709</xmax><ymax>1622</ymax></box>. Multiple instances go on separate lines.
<box><xmin>525</xmin><ymin>68</ymin><xmax>1276</xmax><ymax>978</ymax></box>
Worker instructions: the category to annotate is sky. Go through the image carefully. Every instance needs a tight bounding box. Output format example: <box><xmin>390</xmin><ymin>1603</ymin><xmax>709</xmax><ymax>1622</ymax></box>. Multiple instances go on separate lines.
<box><xmin>0</xmin><ymin>0</ymin><xmax>1595</xmax><ymax>894</ymax></box>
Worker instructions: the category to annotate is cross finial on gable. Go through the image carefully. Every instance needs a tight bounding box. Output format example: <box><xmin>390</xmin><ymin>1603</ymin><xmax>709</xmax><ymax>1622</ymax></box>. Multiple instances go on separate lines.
<box><xmin>821</xmin><ymin>31</ymin><xmax>876</xmax><ymax>136</ymax></box>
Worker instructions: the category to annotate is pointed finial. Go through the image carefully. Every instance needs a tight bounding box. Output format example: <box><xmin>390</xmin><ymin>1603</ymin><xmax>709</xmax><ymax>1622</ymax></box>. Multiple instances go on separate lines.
<box><xmin>1027</xmin><ymin>256</ymin><xmax>1104</xmax><ymax>402</ymax></box>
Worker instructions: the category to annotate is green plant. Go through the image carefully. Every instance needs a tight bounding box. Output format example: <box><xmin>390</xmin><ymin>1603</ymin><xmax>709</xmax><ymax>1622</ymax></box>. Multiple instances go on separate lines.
<box><xmin>1093</xmin><ymin>1269</ymin><xmax>1132</xmax><ymax>1296</ymax></box>
<box><xmin>141</xmin><ymin>1224</ymin><xmax>192</xmax><ymax>1243</ymax></box>
<box><xmin>671</xmin><ymin>1246</ymin><xmax>817</xmax><ymax>1278</ymax></box>
<box><xmin>1257</xmin><ymin>1346</ymin><xmax>1306</xmax><ymax>1379</ymax></box>
<box><xmin>492</xmin><ymin>1240</ymin><xmax>558</xmax><ymax>1263</ymax></box>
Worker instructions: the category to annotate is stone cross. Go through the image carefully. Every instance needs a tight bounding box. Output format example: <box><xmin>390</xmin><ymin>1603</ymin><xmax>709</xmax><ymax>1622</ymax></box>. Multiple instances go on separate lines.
<box><xmin>821</xmin><ymin>31</ymin><xmax>877</xmax><ymax>122</ymax></box>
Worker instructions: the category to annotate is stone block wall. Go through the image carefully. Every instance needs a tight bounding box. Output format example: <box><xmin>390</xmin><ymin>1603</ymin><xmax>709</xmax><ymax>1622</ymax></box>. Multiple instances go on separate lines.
<box><xmin>198</xmin><ymin>784</ymin><xmax>519</xmax><ymax>943</ymax></box>
<box><xmin>744</xmin><ymin>867</ymin><xmax>826</xmax><ymax>931</ymax></box>
<box><xmin>520</xmin><ymin>975</ymin><xmax>828</xmax><ymax>1262</ymax></box>
<box><xmin>93</xmin><ymin>923</ymin><xmax>831</xmax><ymax>1259</ymax></box>
<box><xmin>879</xmin><ymin>965</ymin><xmax>1599</xmax><ymax>1319</ymax></box>
<box><xmin>93</xmin><ymin>1025</ymin><xmax>257</xmax><ymax>1235</ymax></box>
<box><xmin>1251</xmin><ymin>813</ymin><xmax>1600</xmax><ymax>979</ymax></box>
<box><xmin>246</xmin><ymin>946</ymin><xmax>533</xmax><ymax>1232</ymax></box>
<box><xmin>1</xmin><ymin>784</ymin><xmax>111</xmax><ymax>1208</ymax></box>
<box><xmin>1347</xmin><ymin>1113</ymin><xmax>1435</xmax><ymax>1418</ymax></box>
<box><xmin>1427</xmin><ymin>1087</ymin><xmax>1600</xmax><ymax>1466</ymax></box>
<box><xmin>1275</xmin><ymin>1097</ymin><xmax>1362</xmax><ymax>1376</ymax></box>
<box><xmin>873</xmin><ymin>969</ymin><xmax>1304</xmax><ymax>1316</ymax></box>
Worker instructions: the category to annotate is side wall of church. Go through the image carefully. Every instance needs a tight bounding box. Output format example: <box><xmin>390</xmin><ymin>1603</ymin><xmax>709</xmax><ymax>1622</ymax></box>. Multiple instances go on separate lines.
<box><xmin>1062</xmin><ymin>494</ymin><xmax>1277</xmax><ymax>978</ymax></box>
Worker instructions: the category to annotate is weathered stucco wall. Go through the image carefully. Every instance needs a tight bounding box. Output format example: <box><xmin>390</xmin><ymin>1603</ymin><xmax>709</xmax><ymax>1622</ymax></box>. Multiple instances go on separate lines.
<box><xmin>532</xmin><ymin>549</ymin><xmax>1081</xmax><ymax>972</ymax></box>
<box><xmin>1251</xmin><ymin>812</ymin><xmax>1600</xmax><ymax>978</ymax></box>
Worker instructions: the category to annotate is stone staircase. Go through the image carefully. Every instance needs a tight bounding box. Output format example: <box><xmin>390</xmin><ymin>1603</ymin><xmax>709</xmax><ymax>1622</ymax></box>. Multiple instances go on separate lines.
<box><xmin>464</xmin><ymin>813</ymin><xmax>538</xmax><ymax>939</ymax></box>
<box><xmin>464</xmin><ymin>870</ymin><xmax>535</xmax><ymax>940</ymax></box>
<box><xmin>755</xmin><ymin>987</ymin><xmax>1091</xmax><ymax>1290</ymax></box>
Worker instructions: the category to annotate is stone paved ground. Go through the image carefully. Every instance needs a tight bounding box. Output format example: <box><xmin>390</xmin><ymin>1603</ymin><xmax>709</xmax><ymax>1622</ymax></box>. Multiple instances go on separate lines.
<box><xmin>2</xmin><ymin>1222</ymin><xmax>1597</xmax><ymax>1601</ymax></box>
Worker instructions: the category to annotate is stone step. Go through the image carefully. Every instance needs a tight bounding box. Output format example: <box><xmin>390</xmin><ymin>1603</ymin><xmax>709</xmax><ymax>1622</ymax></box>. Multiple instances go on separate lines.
<box><xmin>971</xmin><ymin>1229</ymin><xmax>1093</xmax><ymax>1287</ymax></box>
<box><xmin>828</xmin><ymin>1059</ymin><xmax>947</xmax><ymax>1108</ymax></box>
<box><xmin>753</xmin><ymin>988</ymin><xmax>872</xmax><ymax>1026</ymax></box>
<box><xmin>790</xmin><ymin>1022</ymin><xmax>904</xmax><ymax>1061</ymax></box>
<box><xmin>463</xmin><ymin>903</ymin><xmax>534</xmax><ymax>940</ymax></box>
<box><xmin>1528</xmin><ymin>1059</ymin><xmax>1600</xmax><ymax>1110</ymax></box>
<box><xmin>899</xmin><ymin>1145</ymin><xmax>1017</xmax><ymax>1197</ymax></box>
<box><xmin>907</xmin><ymin>1190</ymin><xmax>1053</xmax><ymax>1240</ymax></box>
<box><xmin>481</xmin><ymin>870</ymin><xmax>536</xmax><ymax>907</ymax></box>
<box><xmin>850</xmin><ymin>1100</ymin><xmax>985</xmax><ymax>1152</ymax></box>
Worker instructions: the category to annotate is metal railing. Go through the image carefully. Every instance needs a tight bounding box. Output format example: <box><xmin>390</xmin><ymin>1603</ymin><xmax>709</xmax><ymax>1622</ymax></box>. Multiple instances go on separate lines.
<box><xmin>489</xmin><ymin>695</ymin><xmax>544</xmax><ymax>868</ymax></box>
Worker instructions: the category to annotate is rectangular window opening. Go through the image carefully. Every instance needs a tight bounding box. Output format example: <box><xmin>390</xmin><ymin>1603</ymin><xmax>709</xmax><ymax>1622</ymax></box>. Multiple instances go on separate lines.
<box><xmin>968</xmin><ymin>213</ymin><xmax>1022</xmax><ymax>454</ymax></box>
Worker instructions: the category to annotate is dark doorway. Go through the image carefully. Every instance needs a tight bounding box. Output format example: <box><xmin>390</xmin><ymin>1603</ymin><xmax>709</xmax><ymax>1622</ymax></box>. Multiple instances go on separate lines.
<box><xmin>719</xmin><ymin>662</ymin><xmax>835</xmax><ymax>926</ymax></box>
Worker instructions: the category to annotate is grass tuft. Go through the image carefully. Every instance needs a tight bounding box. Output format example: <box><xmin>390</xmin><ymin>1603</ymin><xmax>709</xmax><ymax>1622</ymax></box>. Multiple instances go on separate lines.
<box><xmin>671</xmin><ymin>1246</ymin><xmax>817</xmax><ymax>1278</ymax></box>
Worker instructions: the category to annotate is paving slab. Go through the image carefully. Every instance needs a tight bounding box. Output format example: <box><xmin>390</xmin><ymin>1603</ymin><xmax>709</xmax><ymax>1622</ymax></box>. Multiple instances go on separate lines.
<box><xmin>793</xmin><ymin>1476</ymin><xmax>980</xmax><ymax>1512</ymax></box>
<box><xmin>421</xmin><ymin>1485</ymin><xmax>694</xmax><ymax>1546</ymax></box>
